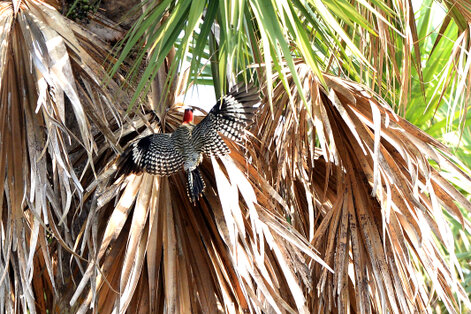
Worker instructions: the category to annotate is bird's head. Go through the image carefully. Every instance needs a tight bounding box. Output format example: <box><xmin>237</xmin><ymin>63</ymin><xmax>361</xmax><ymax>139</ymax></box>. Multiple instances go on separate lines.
<box><xmin>183</xmin><ymin>108</ymin><xmax>194</xmax><ymax>124</ymax></box>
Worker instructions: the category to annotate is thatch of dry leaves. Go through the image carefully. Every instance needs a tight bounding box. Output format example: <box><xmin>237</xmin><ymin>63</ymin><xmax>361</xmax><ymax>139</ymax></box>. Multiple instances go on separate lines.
<box><xmin>1</xmin><ymin>1</ymin><xmax>471</xmax><ymax>313</ymax></box>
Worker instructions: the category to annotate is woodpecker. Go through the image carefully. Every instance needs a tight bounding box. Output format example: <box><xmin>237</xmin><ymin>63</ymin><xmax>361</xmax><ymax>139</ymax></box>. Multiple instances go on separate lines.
<box><xmin>117</xmin><ymin>84</ymin><xmax>260</xmax><ymax>203</ymax></box>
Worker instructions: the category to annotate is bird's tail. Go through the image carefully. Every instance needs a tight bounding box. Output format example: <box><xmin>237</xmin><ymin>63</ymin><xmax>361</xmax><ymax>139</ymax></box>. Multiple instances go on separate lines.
<box><xmin>186</xmin><ymin>168</ymin><xmax>206</xmax><ymax>203</ymax></box>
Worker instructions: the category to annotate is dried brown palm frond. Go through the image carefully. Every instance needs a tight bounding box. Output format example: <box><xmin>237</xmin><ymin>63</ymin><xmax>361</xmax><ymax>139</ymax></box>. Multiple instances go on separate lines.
<box><xmin>70</xmin><ymin>88</ymin><xmax>332</xmax><ymax>313</ymax></box>
<box><xmin>0</xmin><ymin>0</ymin><xmax>128</xmax><ymax>312</ymax></box>
<box><xmin>66</xmin><ymin>59</ymin><xmax>471</xmax><ymax>312</ymax></box>
<box><xmin>249</xmin><ymin>60</ymin><xmax>471</xmax><ymax>313</ymax></box>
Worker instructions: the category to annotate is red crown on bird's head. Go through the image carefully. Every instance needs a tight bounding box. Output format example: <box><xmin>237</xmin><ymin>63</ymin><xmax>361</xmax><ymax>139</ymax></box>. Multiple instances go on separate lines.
<box><xmin>183</xmin><ymin>108</ymin><xmax>194</xmax><ymax>124</ymax></box>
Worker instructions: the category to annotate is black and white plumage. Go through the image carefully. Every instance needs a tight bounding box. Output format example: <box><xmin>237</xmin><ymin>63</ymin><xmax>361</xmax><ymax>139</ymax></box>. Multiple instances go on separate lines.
<box><xmin>117</xmin><ymin>84</ymin><xmax>260</xmax><ymax>203</ymax></box>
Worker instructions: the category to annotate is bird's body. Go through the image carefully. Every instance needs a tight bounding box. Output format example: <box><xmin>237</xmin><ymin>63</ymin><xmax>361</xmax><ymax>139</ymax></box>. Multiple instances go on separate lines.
<box><xmin>117</xmin><ymin>84</ymin><xmax>260</xmax><ymax>202</ymax></box>
<box><xmin>176</xmin><ymin>124</ymin><xmax>203</xmax><ymax>172</ymax></box>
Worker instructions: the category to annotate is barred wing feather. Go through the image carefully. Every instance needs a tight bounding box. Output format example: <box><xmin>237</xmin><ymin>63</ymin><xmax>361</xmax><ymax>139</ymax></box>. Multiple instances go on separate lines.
<box><xmin>193</xmin><ymin>84</ymin><xmax>260</xmax><ymax>157</ymax></box>
<box><xmin>117</xmin><ymin>133</ymin><xmax>184</xmax><ymax>177</ymax></box>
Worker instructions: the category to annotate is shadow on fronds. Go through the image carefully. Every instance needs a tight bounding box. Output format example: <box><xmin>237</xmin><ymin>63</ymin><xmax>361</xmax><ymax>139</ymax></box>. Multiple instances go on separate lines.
<box><xmin>0</xmin><ymin>1</ymin><xmax>127</xmax><ymax>312</ymax></box>
<box><xmin>249</xmin><ymin>60</ymin><xmax>471</xmax><ymax>313</ymax></box>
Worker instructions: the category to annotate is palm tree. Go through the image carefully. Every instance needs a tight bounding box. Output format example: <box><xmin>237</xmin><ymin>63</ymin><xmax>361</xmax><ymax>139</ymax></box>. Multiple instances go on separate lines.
<box><xmin>1</xmin><ymin>0</ymin><xmax>471</xmax><ymax>312</ymax></box>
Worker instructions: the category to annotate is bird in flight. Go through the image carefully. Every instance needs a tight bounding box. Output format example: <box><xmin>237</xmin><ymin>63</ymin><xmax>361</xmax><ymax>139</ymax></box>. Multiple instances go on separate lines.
<box><xmin>116</xmin><ymin>84</ymin><xmax>260</xmax><ymax>203</ymax></box>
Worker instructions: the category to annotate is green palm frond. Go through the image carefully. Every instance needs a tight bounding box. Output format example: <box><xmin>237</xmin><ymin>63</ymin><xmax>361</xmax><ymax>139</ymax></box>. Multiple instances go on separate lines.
<box><xmin>109</xmin><ymin>0</ymin><xmax>392</xmax><ymax>111</ymax></box>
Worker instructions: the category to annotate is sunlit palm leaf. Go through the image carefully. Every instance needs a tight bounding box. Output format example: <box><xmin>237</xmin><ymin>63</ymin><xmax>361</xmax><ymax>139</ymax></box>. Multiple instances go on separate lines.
<box><xmin>0</xmin><ymin>1</ymin><xmax>127</xmax><ymax>312</ymax></box>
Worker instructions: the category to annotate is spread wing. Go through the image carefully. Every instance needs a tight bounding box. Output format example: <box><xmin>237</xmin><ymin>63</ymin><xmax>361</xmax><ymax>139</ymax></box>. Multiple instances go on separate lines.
<box><xmin>116</xmin><ymin>133</ymin><xmax>184</xmax><ymax>177</ymax></box>
<box><xmin>192</xmin><ymin>84</ymin><xmax>260</xmax><ymax>157</ymax></box>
